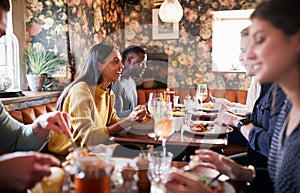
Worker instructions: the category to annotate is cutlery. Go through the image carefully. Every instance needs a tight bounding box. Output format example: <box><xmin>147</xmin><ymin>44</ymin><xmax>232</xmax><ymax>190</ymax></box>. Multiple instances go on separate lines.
<box><xmin>70</xmin><ymin>138</ymin><xmax>78</xmax><ymax>148</ymax></box>
<box><xmin>208</xmin><ymin>173</ymin><xmax>222</xmax><ymax>185</ymax></box>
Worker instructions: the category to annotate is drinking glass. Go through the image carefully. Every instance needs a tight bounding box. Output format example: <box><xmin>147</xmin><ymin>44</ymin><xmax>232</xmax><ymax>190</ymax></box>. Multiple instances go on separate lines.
<box><xmin>182</xmin><ymin>113</ymin><xmax>192</xmax><ymax>131</ymax></box>
<box><xmin>147</xmin><ymin>92</ymin><xmax>164</xmax><ymax>139</ymax></box>
<box><xmin>148</xmin><ymin>92</ymin><xmax>164</xmax><ymax>117</ymax></box>
<box><xmin>148</xmin><ymin>151</ymin><xmax>173</xmax><ymax>186</ymax></box>
<box><xmin>196</xmin><ymin>83</ymin><xmax>208</xmax><ymax>111</ymax></box>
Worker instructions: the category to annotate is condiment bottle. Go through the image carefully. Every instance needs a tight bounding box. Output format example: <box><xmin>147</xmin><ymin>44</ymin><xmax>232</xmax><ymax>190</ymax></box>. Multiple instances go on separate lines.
<box><xmin>164</xmin><ymin>88</ymin><xmax>175</xmax><ymax>108</ymax></box>
<box><xmin>120</xmin><ymin>163</ymin><xmax>138</xmax><ymax>193</ymax></box>
<box><xmin>135</xmin><ymin>153</ymin><xmax>151</xmax><ymax>191</ymax></box>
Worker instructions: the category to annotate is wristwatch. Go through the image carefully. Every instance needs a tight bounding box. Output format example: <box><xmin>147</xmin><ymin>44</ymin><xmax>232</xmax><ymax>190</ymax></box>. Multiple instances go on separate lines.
<box><xmin>237</xmin><ymin>118</ymin><xmax>251</xmax><ymax>131</ymax></box>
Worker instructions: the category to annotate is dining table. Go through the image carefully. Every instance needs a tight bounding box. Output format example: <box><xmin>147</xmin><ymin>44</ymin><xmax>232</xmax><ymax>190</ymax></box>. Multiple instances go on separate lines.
<box><xmin>110</xmin><ymin>128</ymin><xmax>228</xmax><ymax>150</ymax></box>
<box><xmin>61</xmin><ymin>157</ymin><xmax>247</xmax><ymax>193</ymax></box>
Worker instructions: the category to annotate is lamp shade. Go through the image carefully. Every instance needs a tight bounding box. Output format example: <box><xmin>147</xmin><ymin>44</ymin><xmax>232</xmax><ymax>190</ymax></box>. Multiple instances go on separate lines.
<box><xmin>158</xmin><ymin>0</ymin><xmax>183</xmax><ymax>22</ymax></box>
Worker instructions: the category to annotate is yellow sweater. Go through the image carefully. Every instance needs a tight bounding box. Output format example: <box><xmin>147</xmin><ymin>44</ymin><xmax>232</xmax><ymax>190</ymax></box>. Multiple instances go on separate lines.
<box><xmin>48</xmin><ymin>82</ymin><xmax>121</xmax><ymax>156</ymax></box>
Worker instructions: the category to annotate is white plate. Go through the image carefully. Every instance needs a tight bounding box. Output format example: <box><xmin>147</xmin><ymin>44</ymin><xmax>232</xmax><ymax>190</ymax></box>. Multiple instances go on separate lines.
<box><xmin>184</xmin><ymin>121</ymin><xmax>233</xmax><ymax>136</ymax></box>
<box><xmin>174</xmin><ymin>103</ymin><xmax>185</xmax><ymax>108</ymax></box>
<box><xmin>194</xmin><ymin>107</ymin><xmax>219</xmax><ymax>113</ymax></box>
<box><xmin>184</xmin><ymin>166</ymin><xmax>235</xmax><ymax>193</ymax></box>
<box><xmin>130</xmin><ymin>119</ymin><xmax>154</xmax><ymax>130</ymax></box>
<box><xmin>223</xmin><ymin>181</ymin><xmax>236</xmax><ymax>193</ymax></box>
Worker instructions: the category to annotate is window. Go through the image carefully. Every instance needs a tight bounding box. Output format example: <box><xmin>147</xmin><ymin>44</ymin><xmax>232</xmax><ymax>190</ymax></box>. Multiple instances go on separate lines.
<box><xmin>0</xmin><ymin>0</ymin><xmax>20</xmax><ymax>90</ymax></box>
<box><xmin>211</xmin><ymin>9</ymin><xmax>254</xmax><ymax>72</ymax></box>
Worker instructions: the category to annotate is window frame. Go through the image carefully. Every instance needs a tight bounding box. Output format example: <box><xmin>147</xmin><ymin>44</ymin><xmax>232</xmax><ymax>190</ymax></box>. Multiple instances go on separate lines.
<box><xmin>211</xmin><ymin>9</ymin><xmax>254</xmax><ymax>72</ymax></box>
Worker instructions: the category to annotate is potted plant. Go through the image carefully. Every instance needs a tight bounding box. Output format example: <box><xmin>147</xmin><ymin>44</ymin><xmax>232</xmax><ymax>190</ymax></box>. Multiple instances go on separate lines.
<box><xmin>24</xmin><ymin>47</ymin><xmax>67</xmax><ymax>91</ymax></box>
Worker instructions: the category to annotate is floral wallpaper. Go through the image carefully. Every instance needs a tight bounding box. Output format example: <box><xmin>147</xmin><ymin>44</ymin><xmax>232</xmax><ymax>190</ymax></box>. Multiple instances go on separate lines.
<box><xmin>123</xmin><ymin>0</ymin><xmax>256</xmax><ymax>90</ymax></box>
<box><xmin>25</xmin><ymin>0</ymin><xmax>256</xmax><ymax>91</ymax></box>
<box><xmin>25</xmin><ymin>0</ymin><xmax>124</xmax><ymax>90</ymax></box>
<box><xmin>25</xmin><ymin>0</ymin><xmax>71</xmax><ymax>90</ymax></box>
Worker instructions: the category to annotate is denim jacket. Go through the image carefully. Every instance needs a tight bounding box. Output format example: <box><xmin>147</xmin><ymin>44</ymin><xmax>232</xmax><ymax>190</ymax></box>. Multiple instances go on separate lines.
<box><xmin>247</xmin><ymin>83</ymin><xmax>286</xmax><ymax>167</ymax></box>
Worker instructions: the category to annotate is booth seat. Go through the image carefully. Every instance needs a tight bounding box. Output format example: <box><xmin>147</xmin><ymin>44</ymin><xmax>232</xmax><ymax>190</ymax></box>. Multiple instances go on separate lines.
<box><xmin>6</xmin><ymin>89</ymin><xmax>248</xmax><ymax>156</ymax></box>
<box><xmin>137</xmin><ymin>88</ymin><xmax>248</xmax><ymax>105</ymax></box>
<box><xmin>8</xmin><ymin>102</ymin><xmax>57</xmax><ymax>124</ymax></box>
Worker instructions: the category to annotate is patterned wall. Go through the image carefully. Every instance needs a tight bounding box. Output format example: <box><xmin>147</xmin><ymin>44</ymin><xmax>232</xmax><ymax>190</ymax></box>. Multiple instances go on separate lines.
<box><xmin>25</xmin><ymin>0</ymin><xmax>256</xmax><ymax>91</ymax></box>
<box><xmin>123</xmin><ymin>0</ymin><xmax>256</xmax><ymax>90</ymax></box>
<box><xmin>25</xmin><ymin>0</ymin><xmax>124</xmax><ymax>90</ymax></box>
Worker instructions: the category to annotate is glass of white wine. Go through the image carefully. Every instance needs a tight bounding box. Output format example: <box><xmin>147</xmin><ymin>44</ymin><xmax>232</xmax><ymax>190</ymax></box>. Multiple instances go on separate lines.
<box><xmin>196</xmin><ymin>83</ymin><xmax>208</xmax><ymax>112</ymax></box>
<box><xmin>147</xmin><ymin>92</ymin><xmax>164</xmax><ymax>139</ymax></box>
<box><xmin>154</xmin><ymin>102</ymin><xmax>174</xmax><ymax>157</ymax></box>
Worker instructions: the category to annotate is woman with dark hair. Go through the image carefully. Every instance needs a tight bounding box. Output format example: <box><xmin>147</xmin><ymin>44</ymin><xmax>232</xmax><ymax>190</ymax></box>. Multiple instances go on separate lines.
<box><xmin>48</xmin><ymin>42</ymin><xmax>147</xmax><ymax>157</ymax></box>
<box><xmin>166</xmin><ymin>0</ymin><xmax>300</xmax><ymax>192</ymax></box>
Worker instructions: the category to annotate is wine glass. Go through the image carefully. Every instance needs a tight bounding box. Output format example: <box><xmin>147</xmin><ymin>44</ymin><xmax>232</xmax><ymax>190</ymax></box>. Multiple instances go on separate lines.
<box><xmin>154</xmin><ymin>102</ymin><xmax>174</xmax><ymax>157</ymax></box>
<box><xmin>196</xmin><ymin>83</ymin><xmax>208</xmax><ymax>112</ymax></box>
<box><xmin>147</xmin><ymin>92</ymin><xmax>164</xmax><ymax>139</ymax></box>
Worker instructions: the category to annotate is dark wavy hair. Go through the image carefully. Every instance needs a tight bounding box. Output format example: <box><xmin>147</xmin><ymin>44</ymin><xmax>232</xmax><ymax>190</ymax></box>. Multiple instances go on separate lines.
<box><xmin>56</xmin><ymin>42</ymin><xmax>115</xmax><ymax>110</ymax></box>
<box><xmin>0</xmin><ymin>0</ymin><xmax>10</xmax><ymax>12</ymax></box>
<box><xmin>251</xmin><ymin>0</ymin><xmax>300</xmax><ymax>35</ymax></box>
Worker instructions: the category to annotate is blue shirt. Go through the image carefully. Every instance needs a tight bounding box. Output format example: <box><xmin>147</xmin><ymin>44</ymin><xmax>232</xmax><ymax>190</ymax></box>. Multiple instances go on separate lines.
<box><xmin>247</xmin><ymin>83</ymin><xmax>286</xmax><ymax>167</ymax></box>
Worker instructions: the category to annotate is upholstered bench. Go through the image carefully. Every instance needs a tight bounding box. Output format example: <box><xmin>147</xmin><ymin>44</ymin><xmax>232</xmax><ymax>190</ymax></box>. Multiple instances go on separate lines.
<box><xmin>137</xmin><ymin>88</ymin><xmax>248</xmax><ymax>105</ymax></box>
<box><xmin>8</xmin><ymin>102</ymin><xmax>57</xmax><ymax>124</ymax></box>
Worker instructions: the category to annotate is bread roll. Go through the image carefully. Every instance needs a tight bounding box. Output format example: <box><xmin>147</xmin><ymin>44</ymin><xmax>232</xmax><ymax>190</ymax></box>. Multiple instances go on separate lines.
<box><xmin>31</xmin><ymin>167</ymin><xmax>65</xmax><ymax>193</ymax></box>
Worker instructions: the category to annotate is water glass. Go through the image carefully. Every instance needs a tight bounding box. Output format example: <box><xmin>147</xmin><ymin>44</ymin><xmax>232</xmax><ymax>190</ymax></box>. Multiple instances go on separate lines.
<box><xmin>148</xmin><ymin>151</ymin><xmax>173</xmax><ymax>185</ymax></box>
<box><xmin>183</xmin><ymin>113</ymin><xmax>192</xmax><ymax>125</ymax></box>
<box><xmin>182</xmin><ymin>113</ymin><xmax>192</xmax><ymax>132</ymax></box>
<box><xmin>183</xmin><ymin>98</ymin><xmax>193</xmax><ymax>111</ymax></box>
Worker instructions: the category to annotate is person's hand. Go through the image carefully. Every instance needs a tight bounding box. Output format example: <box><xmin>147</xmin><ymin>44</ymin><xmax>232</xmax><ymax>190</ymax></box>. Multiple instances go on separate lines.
<box><xmin>0</xmin><ymin>151</ymin><xmax>60</xmax><ymax>192</ymax></box>
<box><xmin>214</xmin><ymin>98</ymin><xmax>233</xmax><ymax>107</ymax></box>
<box><xmin>214</xmin><ymin>110</ymin><xmax>242</xmax><ymax>127</ymax></box>
<box><xmin>165</xmin><ymin>171</ymin><xmax>212</xmax><ymax>193</ymax></box>
<box><xmin>129</xmin><ymin>105</ymin><xmax>147</xmax><ymax>122</ymax></box>
<box><xmin>32</xmin><ymin>111</ymin><xmax>72</xmax><ymax>141</ymax></box>
<box><xmin>194</xmin><ymin>149</ymin><xmax>244</xmax><ymax>180</ymax></box>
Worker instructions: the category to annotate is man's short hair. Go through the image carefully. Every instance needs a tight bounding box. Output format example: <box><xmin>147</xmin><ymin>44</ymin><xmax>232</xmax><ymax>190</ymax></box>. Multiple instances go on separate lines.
<box><xmin>240</xmin><ymin>26</ymin><xmax>250</xmax><ymax>37</ymax></box>
<box><xmin>122</xmin><ymin>45</ymin><xmax>146</xmax><ymax>61</ymax></box>
<box><xmin>0</xmin><ymin>0</ymin><xmax>10</xmax><ymax>12</ymax></box>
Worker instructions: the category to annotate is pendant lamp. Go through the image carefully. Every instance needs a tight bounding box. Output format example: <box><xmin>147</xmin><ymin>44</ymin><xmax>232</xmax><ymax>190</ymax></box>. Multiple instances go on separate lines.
<box><xmin>158</xmin><ymin>0</ymin><xmax>183</xmax><ymax>22</ymax></box>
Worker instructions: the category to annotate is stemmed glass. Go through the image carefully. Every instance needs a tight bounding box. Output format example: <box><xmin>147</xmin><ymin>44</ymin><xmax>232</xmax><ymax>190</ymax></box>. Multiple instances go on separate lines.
<box><xmin>154</xmin><ymin>102</ymin><xmax>174</xmax><ymax>157</ymax></box>
<box><xmin>147</xmin><ymin>92</ymin><xmax>164</xmax><ymax>139</ymax></box>
<box><xmin>196</xmin><ymin>83</ymin><xmax>208</xmax><ymax>112</ymax></box>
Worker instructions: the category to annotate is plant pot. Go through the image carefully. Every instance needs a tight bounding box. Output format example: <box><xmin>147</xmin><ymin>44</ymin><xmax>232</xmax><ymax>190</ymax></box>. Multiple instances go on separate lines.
<box><xmin>26</xmin><ymin>74</ymin><xmax>46</xmax><ymax>91</ymax></box>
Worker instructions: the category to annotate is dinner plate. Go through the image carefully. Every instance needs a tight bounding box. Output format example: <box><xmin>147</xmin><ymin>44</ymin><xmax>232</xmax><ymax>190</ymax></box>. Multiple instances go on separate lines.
<box><xmin>184</xmin><ymin>121</ymin><xmax>233</xmax><ymax>136</ymax></box>
<box><xmin>185</xmin><ymin>166</ymin><xmax>235</xmax><ymax>193</ymax></box>
<box><xmin>194</xmin><ymin>107</ymin><xmax>219</xmax><ymax>113</ymax></box>
<box><xmin>130</xmin><ymin>118</ymin><xmax>154</xmax><ymax>131</ymax></box>
<box><xmin>188</xmin><ymin>110</ymin><xmax>219</xmax><ymax>119</ymax></box>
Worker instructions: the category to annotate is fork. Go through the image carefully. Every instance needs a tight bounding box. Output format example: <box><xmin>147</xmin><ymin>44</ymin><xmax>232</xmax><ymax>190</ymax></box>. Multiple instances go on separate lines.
<box><xmin>70</xmin><ymin>138</ymin><xmax>78</xmax><ymax>148</ymax></box>
<box><xmin>208</xmin><ymin>173</ymin><xmax>222</xmax><ymax>185</ymax></box>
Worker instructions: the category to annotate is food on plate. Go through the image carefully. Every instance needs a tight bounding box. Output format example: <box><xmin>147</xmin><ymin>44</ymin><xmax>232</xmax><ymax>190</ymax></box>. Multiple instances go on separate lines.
<box><xmin>172</xmin><ymin>111</ymin><xmax>185</xmax><ymax>117</ymax></box>
<box><xmin>31</xmin><ymin>167</ymin><xmax>65</xmax><ymax>193</ymax></box>
<box><xmin>140</xmin><ymin>114</ymin><xmax>152</xmax><ymax>124</ymax></box>
<box><xmin>182</xmin><ymin>172</ymin><xmax>224</xmax><ymax>193</ymax></box>
<box><xmin>202</xmin><ymin>102</ymin><xmax>214</xmax><ymax>109</ymax></box>
<box><xmin>190</xmin><ymin>122</ymin><xmax>212</xmax><ymax>132</ymax></box>
<box><xmin>188</xmin><ymin>155</ymin><xmax>202</xmax><ymax>169</ymax></box>
<box><xmin>131</xmin><ymin>114</ymin><xmax>154</xmax><ymax>130</ymax></box>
